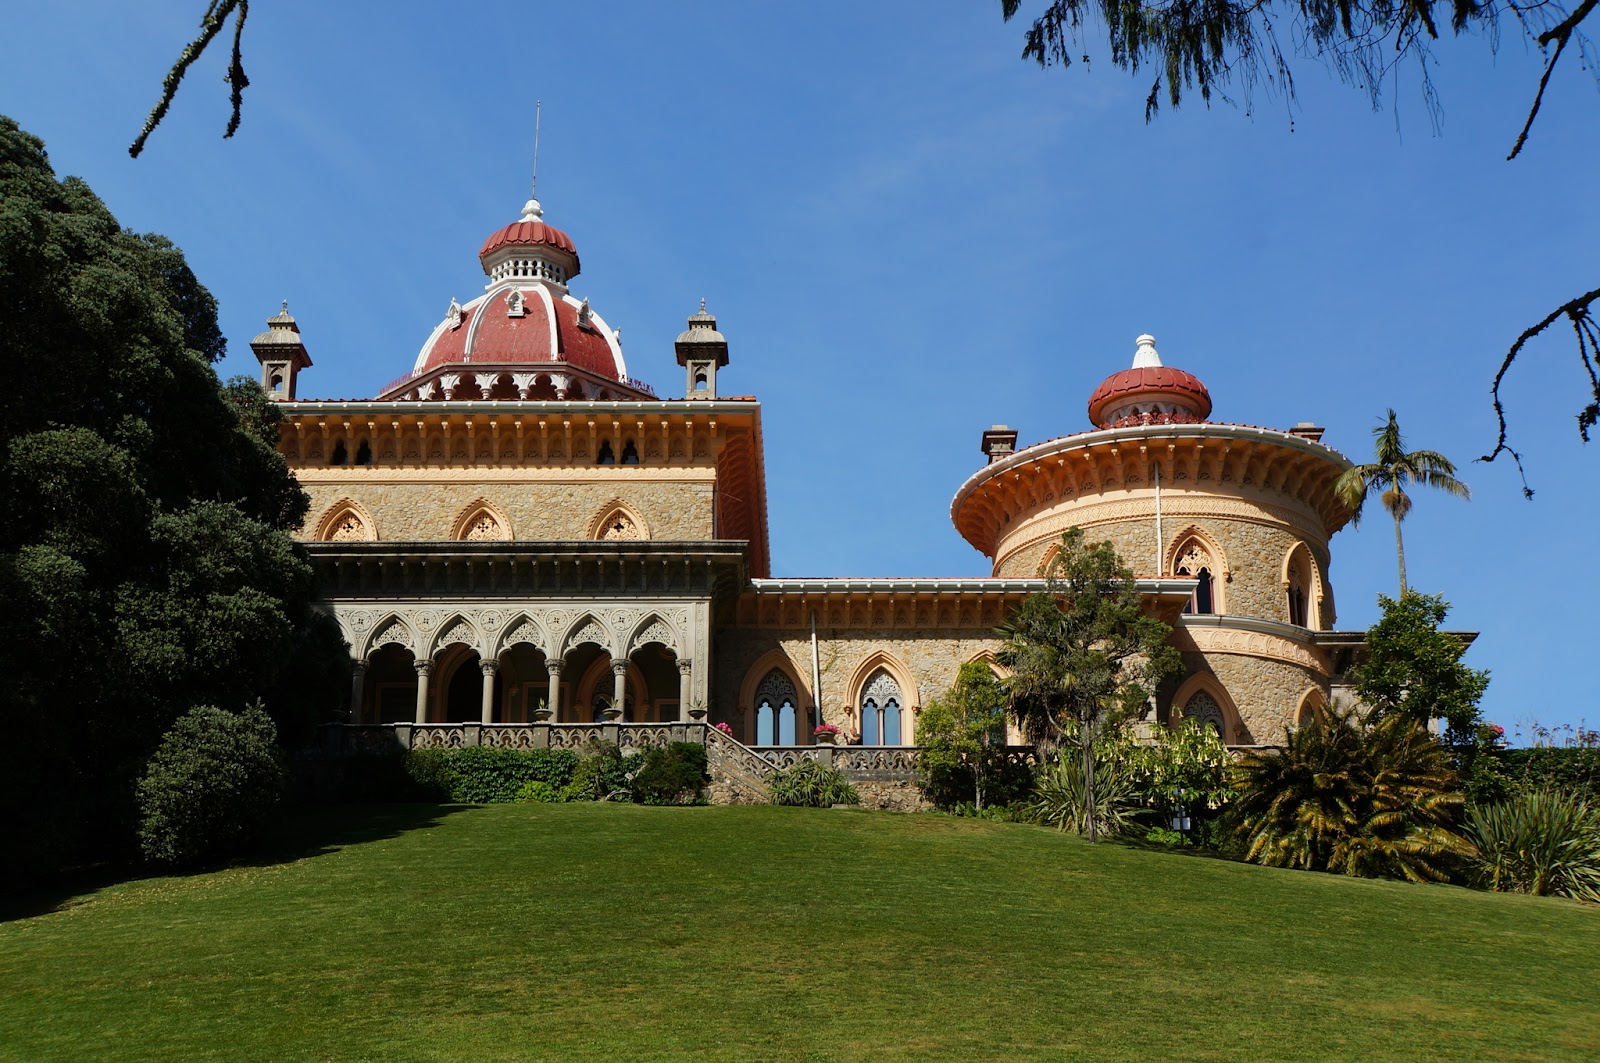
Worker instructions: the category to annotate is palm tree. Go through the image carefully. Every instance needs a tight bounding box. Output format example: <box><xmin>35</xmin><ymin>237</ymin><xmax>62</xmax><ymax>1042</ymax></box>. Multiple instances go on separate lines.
<box><xmin>1333</xmin><ymin>409</ymin><xmax>1470</xmax><ymax>595</ymax></box>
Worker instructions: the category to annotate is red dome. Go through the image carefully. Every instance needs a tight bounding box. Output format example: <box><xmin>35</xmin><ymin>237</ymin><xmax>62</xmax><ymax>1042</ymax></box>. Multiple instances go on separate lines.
<box><xmin>416</xmin><ymin>288</ymin><xmax>624</xmax><ymax>379</ymax></box>
<box><xmin>479</xmin><ymin>220</ymin><xmax>579</xmax><ymax>263</ymax></box>
<box><xmin>1087</xmin><ymin>365</ymin><xmax>1212</xmax><ymax>429</ymax></box>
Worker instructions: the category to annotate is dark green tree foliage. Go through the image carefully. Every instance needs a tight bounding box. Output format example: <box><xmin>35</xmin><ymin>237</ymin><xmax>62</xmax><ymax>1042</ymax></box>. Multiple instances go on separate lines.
<box><xmin>0</xmin><ymin>116</ymin><xmax>317</xmax><ymax>884</ymax></box>
<box><xmin>136</xmin><ymin>704</ymin><xmax>285</xmax><ymax>867</ymax></box>
<box><xmin>1356</xmin><ymin>591</ymin><xmax>1489</xmax><ymax>741</ymax></box>
<box><xmin>1232</xmin><ymin>705</ymin><xmax>1470</xmax><ymax>881</ymax></box>
<box><xmin>998</xmin><ymin>528</ymin><xmax>1182</xmax><ymax>841</ymax></box>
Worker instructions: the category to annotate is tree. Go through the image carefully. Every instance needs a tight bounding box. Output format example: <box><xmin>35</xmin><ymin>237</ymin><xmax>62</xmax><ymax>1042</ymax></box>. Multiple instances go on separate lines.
<box><xmin>1232</xmin><ymin>704</ymin><xmax>1470</xmax><ymax>881</ymax></box>
<box><xmin>997</xmin><ymin>527</ymin><xmax>1182</xmax><ymax>840</ymax></box>
<box><xmin>0</xmin><ymin>115</ymin><xmax>329</xmax><ymax>884</ymax></box>
<box><xmin>1333</xmin><ymin>409</ymin><xmax>1470</xmax><ymax>595</ymax></box>
<box><xmin>1000</xmin><ymin>1</ymin><xmax>1600</xmax><ymax>477</ymax></box>
<box><xmin>916</xmin><ymin>661</ymin><xmax>1017</xmax><ymax>811</ymax></box>
<box><xmin>1357</xmin><ymin>590</ymin><xmax>1490</xmax><ymax>741</ymax></box>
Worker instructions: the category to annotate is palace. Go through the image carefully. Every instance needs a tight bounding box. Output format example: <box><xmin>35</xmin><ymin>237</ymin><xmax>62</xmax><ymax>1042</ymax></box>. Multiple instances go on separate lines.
<box><xmin>259</xmin><ymin>192</ymin><xmax>1359</xmax><ymax>787</ymax></box>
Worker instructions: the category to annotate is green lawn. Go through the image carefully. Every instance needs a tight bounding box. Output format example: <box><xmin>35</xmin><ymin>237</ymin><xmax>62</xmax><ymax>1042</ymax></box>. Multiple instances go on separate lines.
<box><xmin>2</xmin><ymin>804</ymin><xmax>1596</xmax><ymax>1062</ymax></box>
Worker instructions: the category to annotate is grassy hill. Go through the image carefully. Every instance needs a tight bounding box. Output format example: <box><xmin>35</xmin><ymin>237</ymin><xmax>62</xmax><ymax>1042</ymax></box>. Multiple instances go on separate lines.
<box><xmin>2</xmin><ymin>803</ymin><xmax>1597</xmax><ymax>1062</ymax></box>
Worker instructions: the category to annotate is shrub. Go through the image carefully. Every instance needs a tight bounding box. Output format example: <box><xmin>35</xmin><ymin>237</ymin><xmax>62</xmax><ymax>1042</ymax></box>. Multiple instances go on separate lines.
<box><xmin>560</xmin><ymin>742</ymin><xmax>641</xmax><ymax>802</ymax></box>
<box><xmin>1466</xmin><ymin>788</ymin><xmax>1600</xmax><ymax>902</ymax></box>
<box><xmin>631</xmin><ymin>743</ymin><xmax>708</xmax><ymax>805</ymax></box>
<box><xmin>515</xmin><ymin>780</ymin><xmax>561</xmax><ymax>804</ymax></box>
<box><xmin>136</xmin><ymin>705</ymin><xmax>286</xmax><ymax>867</ymax></box>
<box><xmin>769</xmin><ymin>761</ymin><xmax>859</xmax><ymax>807</ymax></box>
<box><xmin>404</xmin><ymin>747</ymin><xmax>579</xmax><ymax>804</ymax></box>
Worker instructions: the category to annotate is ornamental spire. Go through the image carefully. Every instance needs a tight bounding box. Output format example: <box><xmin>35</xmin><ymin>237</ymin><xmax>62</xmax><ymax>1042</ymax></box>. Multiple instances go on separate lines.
<box><xmin>1132</xmin><ymin>333</ymin><xmax>1162</xmax><ymax>368</ymax></box>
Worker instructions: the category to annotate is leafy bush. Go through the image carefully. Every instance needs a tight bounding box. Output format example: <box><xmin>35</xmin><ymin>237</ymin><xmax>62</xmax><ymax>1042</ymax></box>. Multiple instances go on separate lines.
<box><xmin>560</xmin><ymin>742</ymin><xmax>642</xmax><ymax>802</ymax></box>
<box><xmin>515</xmin><ymin>780</ymin><xmax>561</xmax><ymax>804</ymax></box>
<box><xmin>404</xmin><ymin>747</ymin><xmax>578</xmax><ymax>804</ymax></box>
<box><xmin>136</xmin><ymin>705</ymin><xmax>286</xmax><ymax>867</ymax></box>
<box><xmin>1466</xmin><ymin>788</ymin><xmax>1600</xmax><ymax>901</ymax></box>
<box><xmin>1028</xmin><ymin>751</ymin><xmax>1144</xmax><ymax>837</ymax></box>
<box><xmin>1231</xmin><ymin>706</ymin><xmax>1470</xmax><ymax>882</ymax></box>
<box><xmin>630</xmin><ymin>743</ymin><xmax>708</xmax><ymax>805</ymax></box>
<box><xmin>769</xmin><ymin>761</ymin><xmax>860</xmax><ymax>807</ymax></box>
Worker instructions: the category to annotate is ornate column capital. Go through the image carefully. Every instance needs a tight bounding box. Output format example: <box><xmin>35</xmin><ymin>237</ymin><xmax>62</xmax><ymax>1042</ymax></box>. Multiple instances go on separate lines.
<box><xmin>676</xmin><ymin>658</ymin><xmax>693</xmax><ymax>676</ymax></box>
<box><xmin>546</xmin><ymin>659</ymin><xmax>565</xmax><ymax>676</ymax></box>
<box><xmin>414</xmin><ymin>660</ymin><xmax>433</xmax><ymax>677</ymax></box>
<box><xmin>610</xmin><ymin>658</ymin><xmax>631</xmax><ymax>677</ymax></box>
<box><xmin>480</xmin><ymin>659</ymin><xmax>500</xmax><ymax>676</ymax></box>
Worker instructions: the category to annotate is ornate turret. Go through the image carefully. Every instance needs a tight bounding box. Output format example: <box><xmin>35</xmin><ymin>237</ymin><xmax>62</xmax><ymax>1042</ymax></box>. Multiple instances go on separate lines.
<box><xmin>1086</xmin><ymin>334</ymin><xmax>1212</xmax><ymax>429</ymax></box>
<box><xmin>675</xmin><ymin>300</ymin><xmax>729</xmax><ymax>398</ymax></box>
<box><xmin>250</xmin><ymin>301</ymin><xmax>312</xmax><ymax>401</ymax></box>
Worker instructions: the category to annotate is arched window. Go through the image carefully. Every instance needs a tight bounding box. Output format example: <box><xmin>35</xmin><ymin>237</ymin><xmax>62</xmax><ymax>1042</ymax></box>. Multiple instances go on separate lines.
<box><xmin>1287</xmin><ymin>560</ymin><xmax>1309</xmax><ymax>627</ymax></box>
<box><xmin>355</xmin><ymin>440</ymin><xmax>372</xmax><ymax>466</ymax></box>
<box><xmin>1183</xmin><ymin>691</ymin><xmax>1226</xmax><ymax>740</ymax></box>
<box><xmin>596</xmin><ymin>440</ymin><xmax>616</xmax><ymax>465</ymax></box>
<box><xmin>330</xmin><ymin>440</ymin><xmax>348</xmax><ymax>466</ymax></box>
<box><xmin>754</xmin><ymin>669</ymin><xmax>798</xmax><ymax>746</ymax></box>
<box><xmin>860</xmin><ymin>669</ymin><xmax>903</xmax><ymax>746</ymax></box>
<box><xmin>621</xmin><ymin>440</ymin><xmax>640</xmax><ymax>465</ymax></box>
<box><xmin>694</xmin><ymin>370</ymin><xmax>708</xmax><ymax>391</ymax></box>
<box><xmin>1175</xmin><ymin>542</ymin><xmax>1217</xmax><ymax>615</ymax></box>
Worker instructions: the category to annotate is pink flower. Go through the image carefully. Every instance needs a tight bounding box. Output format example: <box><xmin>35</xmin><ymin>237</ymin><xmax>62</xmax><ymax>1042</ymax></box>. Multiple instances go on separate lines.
<box><xmin>714</xmin><ymin>722</ymin><xmax>734</xmax><ymax>736</ymax></box>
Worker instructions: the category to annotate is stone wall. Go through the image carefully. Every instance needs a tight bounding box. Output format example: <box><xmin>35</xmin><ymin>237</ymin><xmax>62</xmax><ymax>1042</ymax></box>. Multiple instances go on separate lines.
<box><xmin>1176</xmin><ymin>650</ymin><xmax>1325</xmax><ymax>746</ymax></box>
<box><xmin>713</xmin><ymin>626</ymin><xmax>1007</xmax><ymax>744</ymax></box>
<box><xmin>296</xmin><ymin>473</ymin><xmax>716</xmax><ymax>542</ymax></box>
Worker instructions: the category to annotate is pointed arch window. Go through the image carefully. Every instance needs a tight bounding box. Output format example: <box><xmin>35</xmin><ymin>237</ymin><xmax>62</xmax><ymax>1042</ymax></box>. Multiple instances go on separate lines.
<box><xmin>1287</xmin><ymin>560</ymin><xmax>1309</xmax><ymax>627</ymax></box>
<box><xmin>1184</xmin><ymin>691</ymin><xmax>1226</xmax><ymax>740</ymax></box>
<box><xmin>860</xmin><ymin>669</ymin><xmax>903</xmax><ymax>746</ymax></box>
<box><xmin>1175</xmin><ymin>542</ymin><xmax>1217</xmax><ymax>615</ymax></box>
<box><xmin>754</xmin><ymin>669</ymin><xmax>798</xmax><ymax>746</ymax></box>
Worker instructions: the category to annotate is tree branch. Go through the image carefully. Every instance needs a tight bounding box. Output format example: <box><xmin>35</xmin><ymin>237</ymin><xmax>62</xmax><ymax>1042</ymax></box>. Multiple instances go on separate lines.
<box><xmin>1480</xmin><ymin>284</ymin><xmax>1600</xmax><ymax>495</ymax></box>
<box><xmin>130</xmin><ymin>0</ymin><xmax>249</xmax><ymax>159</ymax></box>
<box><xmin>1506</xmin><ymin>30</ymin><xmax>1568</xmax><ymax>159</ymax></box>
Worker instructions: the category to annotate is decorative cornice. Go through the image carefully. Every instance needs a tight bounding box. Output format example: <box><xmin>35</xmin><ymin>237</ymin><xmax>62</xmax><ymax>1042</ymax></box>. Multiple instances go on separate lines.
<box><xmin>950</xmin><ymin>423</ymin><xmax>1354</xmax><ymax>558</ymax></box>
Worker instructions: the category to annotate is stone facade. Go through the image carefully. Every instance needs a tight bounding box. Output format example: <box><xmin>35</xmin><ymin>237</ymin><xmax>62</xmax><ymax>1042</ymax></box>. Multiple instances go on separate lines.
<box><xmin>298</xmin><ymin>472</ymin><xmax>716</xmax><ymax>543</ymax></box>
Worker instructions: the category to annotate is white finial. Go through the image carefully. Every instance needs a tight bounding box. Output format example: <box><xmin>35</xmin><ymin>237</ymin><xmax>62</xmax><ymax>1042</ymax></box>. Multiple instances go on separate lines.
<box><xmin>280</xmin><ymin>299</ymin><xmax>289</xmax><ymax>314</ymax></box>
<box><xmin>520</xmin><ymin>197</ymin><xmax>543</xmax><ymax>222</ymax></box>
<box><xmin>1133</xmin><ymin>333</ymin><xmax>1162</xmax><ymax>368</ymax></box>
<box><xmin>699</xmin><ymin>297</ymin><xmax>707</xmax><ymax>313</ymax></box>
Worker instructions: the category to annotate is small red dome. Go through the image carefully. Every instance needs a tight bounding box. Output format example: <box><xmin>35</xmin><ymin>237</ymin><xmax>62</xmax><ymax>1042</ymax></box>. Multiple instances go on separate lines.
<box><xmin>1086</xmin><ymin>336</ymin><xmax>1212</xmax><ymax>428</ymax></box>
<box><xmin>479</xmin><ymin>220</ymin><xmax>579</xmax><ymax>262</ymax></box>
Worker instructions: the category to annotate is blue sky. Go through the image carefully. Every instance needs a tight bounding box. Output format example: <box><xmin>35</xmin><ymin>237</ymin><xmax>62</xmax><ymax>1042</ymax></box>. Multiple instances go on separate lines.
<box><xmin>4</xmin><ymin>2</ymin><xmax>1596</xmax><ymax>738</ymax></box>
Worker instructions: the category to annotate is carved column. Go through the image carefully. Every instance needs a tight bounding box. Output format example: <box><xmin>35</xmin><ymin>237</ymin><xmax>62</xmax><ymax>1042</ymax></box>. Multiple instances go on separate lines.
<box><xmin>606</xmin><ymin>659</ymin><xmax>628</xmax><ymax>722</ymax></box>
<box><xmin>480</xmin><ymin>658</ymin><xmax>499</xmax><ymax>725</ymax></box>
<box><xmin>678</xmin><ymin>658</ymin><xmax>699</xmax><ymax>720</ymax></box>
<box><xmin>350</xmin><ymin>661</ymin><xmax>367</xmax><ymax>724</ymax></box>
<box><xmin>543</xmin><ymin>659</ymin><xmax>563</xmax><ymax>722</ymax></box>
<box><xmin>414</xmin><ymin>660</ymin><xmax>432</xmax><ymax>725</ymax></box>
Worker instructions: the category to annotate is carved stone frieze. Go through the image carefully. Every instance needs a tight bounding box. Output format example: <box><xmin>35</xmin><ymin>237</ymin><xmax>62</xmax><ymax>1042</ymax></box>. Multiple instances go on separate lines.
<box><xmin>1173</xmin><ymin>624</ymin><xmax>1327</xmax><ymax>673</ymax></box>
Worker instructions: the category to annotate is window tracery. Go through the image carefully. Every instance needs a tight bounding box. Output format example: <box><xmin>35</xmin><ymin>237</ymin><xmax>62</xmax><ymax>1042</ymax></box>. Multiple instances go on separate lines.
<box><xmin>1175</xmin><ymin>541</ymin><xmax>1217</xmax><ymax>615</ymax></box>
<box><xmin>1183</xmin><ymin>691</ymin><xmax>1226</xmax><ymax>739</ymax></box>
<box><xmin>860</xmin><ymin>668</ymin><xmax>903</xmax><ymax>745</ymax></box>
<box><xmin>755</xmin><ymin>668</ymin><xmax>799</xmax><ymax>745</ymax></box>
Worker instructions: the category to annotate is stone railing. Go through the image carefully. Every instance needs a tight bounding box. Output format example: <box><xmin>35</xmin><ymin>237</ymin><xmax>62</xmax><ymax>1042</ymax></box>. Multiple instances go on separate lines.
<box><xmin>704</xmin><ymin>727</ymin><xmax>774</xmax><ymax>803</ymax></box>
<box><xmin>322</xmin><ymin>722</ymin><xmax>706</xmax><ymax>756</ymax></box>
